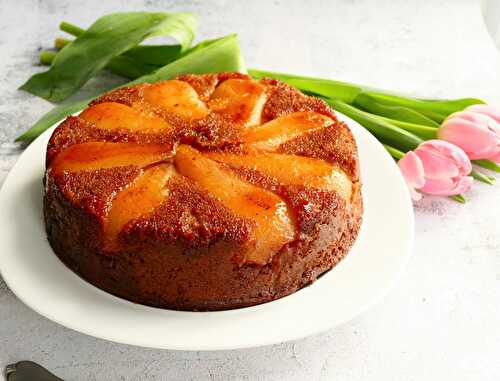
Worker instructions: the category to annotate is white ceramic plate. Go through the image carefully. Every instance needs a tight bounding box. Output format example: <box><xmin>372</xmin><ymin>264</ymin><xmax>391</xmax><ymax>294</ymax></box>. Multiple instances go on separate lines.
<box><xmin>0</xmin><ymin>114</ymin><xmax>414</xmax><ymax>350</ymax></box>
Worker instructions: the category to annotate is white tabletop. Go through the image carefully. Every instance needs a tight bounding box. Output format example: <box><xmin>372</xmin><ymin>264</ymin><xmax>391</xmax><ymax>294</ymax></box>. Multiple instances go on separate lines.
<box><xmin>1</xmin><ymin>0</ymin><xmax>499</xmax><ymax>380</ymax></box>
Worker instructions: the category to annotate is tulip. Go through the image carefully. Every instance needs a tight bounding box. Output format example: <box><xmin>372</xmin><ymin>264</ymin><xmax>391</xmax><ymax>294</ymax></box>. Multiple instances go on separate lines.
<box><xmin>438</xmin><ymin>106</ymin><xmax>500</xmax><ymax>163</ymax></box>
<box><xmin>398</xmin><ymin>140</ymin><xmax>473</xmax><ymax>201</ymax></box>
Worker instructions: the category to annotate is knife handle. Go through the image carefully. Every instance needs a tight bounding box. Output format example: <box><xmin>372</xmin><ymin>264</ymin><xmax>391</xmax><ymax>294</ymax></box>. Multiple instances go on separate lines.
<box><xmin>5</xmin><ymin>361</ymin><xmax>64</xmax><ymax>381</ymax></box>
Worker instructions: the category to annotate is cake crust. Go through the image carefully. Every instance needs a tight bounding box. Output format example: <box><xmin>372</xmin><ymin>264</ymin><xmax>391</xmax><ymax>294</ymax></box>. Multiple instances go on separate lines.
<box><xmin>44</xmin><ymin>73</ymin><xmax>363</xmax><ymax>311</ymax></box>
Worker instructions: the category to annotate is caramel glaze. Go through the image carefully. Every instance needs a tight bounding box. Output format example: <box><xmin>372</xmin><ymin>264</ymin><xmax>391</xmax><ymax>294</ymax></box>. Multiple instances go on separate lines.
<box><xmin>44</xmin><ymin>72</ymin><xmax>363</xmax><ymax>310</ymax></box>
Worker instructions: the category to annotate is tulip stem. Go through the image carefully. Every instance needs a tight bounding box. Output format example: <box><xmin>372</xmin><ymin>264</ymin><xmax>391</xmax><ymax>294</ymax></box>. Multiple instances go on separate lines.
<box><xmin>55</xmin><ymin>37</ymin><xmax>71</xmax><ymax>49</ymax></box>
<box><xmin>473</xmin><ymin>159</ymin><xmax>500</xmax><ymax>173</ymax></box>
<box><xmin>383</xmin><ymin>144</ymin><xmax>405</xmax><ymax>160</ymax></box>
<box><xmin>470</xmin><ymin>169</ymin><xmax>495</xmax><ymax>185</ymax></box>
<box><xmin>39</xmin><ymin>50</ymin><xmax>57</xmax><ymax>65</ymax></box>
<box><xmin>59</xmin><ymin>21</ymin><xmax>84</xmax><ymax>37</ymax></box>
<box><xmin>449</xmin><ymin>195</ymin><xmax>466</xmax><ymax>203</ymax></box>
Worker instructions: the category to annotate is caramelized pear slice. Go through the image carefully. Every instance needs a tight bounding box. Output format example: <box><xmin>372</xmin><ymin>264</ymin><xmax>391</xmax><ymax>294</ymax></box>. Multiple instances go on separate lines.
<box><xmin>206</xmin><ymin>151</ymin><xmax>352</xmax><ymax>200</ymax></box>
<box><xmin>50</xmin><ymin>142</ymin><xmax>172</xmax><ymax>174</ymax></box>
<box><xmin>79</xmin><ymin>102</ymin><xmax>172</xmax><ymax>132</ymax></box>
<box><xmin>104</xmin><ymin>164</ymin><xmax>176</xmax><ymax>251</ymax></box>
<box><xmin>243</xmin><ymin>111</ymin><xmax>334</xmax><ymax>151</ymax></box>
<box><xmin>208</xmin><ymin>79</ymin><xmax>267</xmax><ymax>127</ymax></box>
<box><xmin>142</xmin><ymin>80</ymin><xmax>208</xmax><ymax>120</ymax></box>
<box><xmin>174</xmin><ymin>145</ymin><xmax>295</xmax><ymax>265</ymax></box>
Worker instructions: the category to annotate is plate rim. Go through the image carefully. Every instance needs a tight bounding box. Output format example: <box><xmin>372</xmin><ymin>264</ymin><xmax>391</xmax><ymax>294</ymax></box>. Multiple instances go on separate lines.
<box><xmin>0</xmin><ymin>114</ymin><xmax>414</xmax><ymax>350</ymax></box>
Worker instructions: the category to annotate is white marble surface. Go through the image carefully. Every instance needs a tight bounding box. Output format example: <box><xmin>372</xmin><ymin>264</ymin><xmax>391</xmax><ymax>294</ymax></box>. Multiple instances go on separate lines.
<box><xmin>1</xmin><ymin>0</ymin><xmax>499</xmax><ymax>380</ymax></box>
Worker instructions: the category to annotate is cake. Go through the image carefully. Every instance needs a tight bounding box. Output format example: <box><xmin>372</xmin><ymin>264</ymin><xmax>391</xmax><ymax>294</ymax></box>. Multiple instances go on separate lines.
<box><xmin>43</xmin><ymin>72</ymin><xmax>363</xmax><ymax>311</ymax></box>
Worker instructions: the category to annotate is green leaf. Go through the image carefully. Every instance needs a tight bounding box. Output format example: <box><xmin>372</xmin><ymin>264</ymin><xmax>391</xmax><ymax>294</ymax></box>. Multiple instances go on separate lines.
<box><xmin>122</xmin><ymin>45</ymin><xmax>181</xmax><ymax>66</ymax></box>
<box><xmin>127</xmin><ymin>34</ymin><xmax>244</xmax><ymax>85</ymax></box>
<box><xmin>16</xmin><ymin>34</ymin><xmax>244</xmax><ymax>142</ymax></box>
<box><xmin>249</xmin><ymin>69</ymin><xmax>485</xmax><ymax>122</ymax></box>
<box><xmin>181</xmin><ymin>37</ymin><xmax>225</xmax><ymax>56</ymax></box>
<box><xmin>104</xmin><ymin>55</ymin><xmax>159</xmax><ymax>79</ymax></box>
<box><xmin>58</xmin><ymin>22</ymin><xmax>183</xmax><ymax>67</ymax></box>
<box><xmin>39</xmin><ymin>48</ymin><xmax>161</xmax><ymax>79</ymax></box>
<box><xmin>378</xmin><ymin>117</ymin><xmax>438</xmax><ymax>140</ymax></box>
<box><xmin>473</xmin><ymin>159</ymin><xmax>500</xmax><ymax>173</ymax></box>
<box><xmin>48</xmin><ymin>21</ymin><xmax>201</xmax><ymax>80</ymax></box>
<box><xmin>20</xmin><ymin>12</ymin><xmax>197</xmax><ymax>102</ymax></box>
<box><xmin>362</xmin><ymin>92</ymin><xmax>484</xmax><ymax>122</ymax></box>
<box><xmin>249</xmin><ymin>69</ymin><xmax>364</xmax><ymax>103</ymax></box>
<box><xmin>326</xmin><ymin>99</ymin><xmax>423</xmax><ymax>152</ymax></box>
<box><xmin>15</xmin><ymin>100</ymin><xmax>91</xmax><ymax>143</ymax></box>
<box><xmin>354</xmin><ymin>92</ymin><xmax>440</xmax><ymax>127</ymax></box>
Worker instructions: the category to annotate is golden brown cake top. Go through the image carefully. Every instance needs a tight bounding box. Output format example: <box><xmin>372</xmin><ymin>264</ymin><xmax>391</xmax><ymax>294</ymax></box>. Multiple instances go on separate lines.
<box><xmin>46</xmin><ymin>72</ymin><xmax>359</xmax><ymax>266</ymax></box>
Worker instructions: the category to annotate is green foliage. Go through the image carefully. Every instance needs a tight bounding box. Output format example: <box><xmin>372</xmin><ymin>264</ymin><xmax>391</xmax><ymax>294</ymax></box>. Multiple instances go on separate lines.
<box><xmin>20</xmin><ymin>12</ymin><xmax>197</xmax><ymax>102</ymax></box>
<box><xmin>16</xmin><ymin>35</ymin><xmax>244</xmax><ymax>142</ymax></box>
<box><xmin>354</xmin><ymin>93</ymin><xmax>440</xmax><ymax>127</ymax></box>
<box><xmin>327</xmin><ymin>99</ymin><xmax>423</xmax><ymax>152</ymax></box>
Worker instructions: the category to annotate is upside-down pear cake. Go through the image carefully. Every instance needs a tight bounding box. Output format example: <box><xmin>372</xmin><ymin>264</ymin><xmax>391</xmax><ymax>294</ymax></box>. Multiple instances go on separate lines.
<box><xmin>43</xmin><ymin>72</ymin><xmax>363</xmax><ymax>311</ymax></box>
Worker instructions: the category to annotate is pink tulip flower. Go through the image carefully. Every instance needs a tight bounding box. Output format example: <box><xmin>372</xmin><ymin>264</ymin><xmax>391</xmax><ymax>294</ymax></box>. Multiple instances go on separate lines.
<box><xmin>438</xmin><ymin>105</ymin><xmax>500</xmax><ymax>163</ymax></box>
<box><xmin>398</xmin><ymin>140</ymin><xmax>473</xmax><ymax>201</ymax></box>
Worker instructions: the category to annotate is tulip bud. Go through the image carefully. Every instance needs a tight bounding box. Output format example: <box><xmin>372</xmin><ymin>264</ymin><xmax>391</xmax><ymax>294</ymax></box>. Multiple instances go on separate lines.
<box><xmin>438</xmin><ymin>106</ymin><xmax>500</xmax><ymax>163</ymax></box>
<box><xmin>398</xmin><ymin>140</ymin><xmax>473</xmax><ymax>200</ymax></box>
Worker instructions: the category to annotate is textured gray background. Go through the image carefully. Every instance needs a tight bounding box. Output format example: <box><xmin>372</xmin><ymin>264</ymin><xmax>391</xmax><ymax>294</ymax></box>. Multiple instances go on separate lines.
<box><xmin>1</xmin><ymin>0</ymin><xmax>500</xmax><ymax>380</ymax></box>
